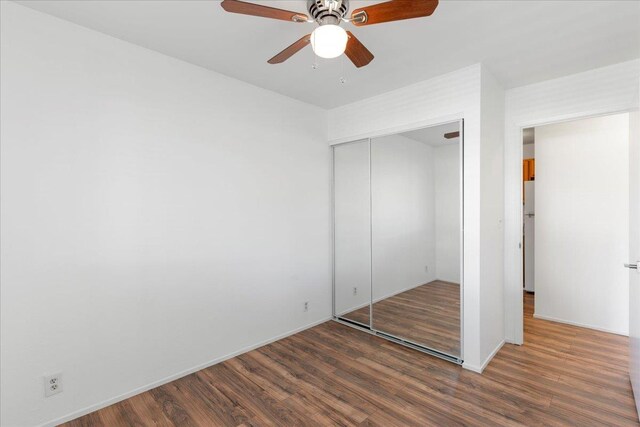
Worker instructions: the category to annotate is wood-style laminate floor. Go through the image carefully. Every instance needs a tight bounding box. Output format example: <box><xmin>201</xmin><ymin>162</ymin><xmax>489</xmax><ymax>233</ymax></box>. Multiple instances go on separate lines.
<box><xmin>63</xmin><ymin>292</ymin><xmax>639</xmax><ymax>426</ymax></box>
<box><xmin>341</xmin><ymin>280</ymin><xmax>460</xmax><ymax>356</ymax></box>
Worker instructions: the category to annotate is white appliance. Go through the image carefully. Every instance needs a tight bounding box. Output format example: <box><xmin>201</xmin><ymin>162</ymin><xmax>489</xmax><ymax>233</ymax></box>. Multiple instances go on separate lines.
<box><xmin>524</xmin><ymin>181</ymin><xmax>535</xmax><ymax>292</ymax></box>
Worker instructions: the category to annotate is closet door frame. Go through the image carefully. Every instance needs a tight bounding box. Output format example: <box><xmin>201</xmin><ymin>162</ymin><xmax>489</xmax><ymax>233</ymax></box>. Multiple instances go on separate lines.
<box><xmin>331</xmin><ymin>118</ymin><xmax>465</xmax><ymax>365</ymax></box>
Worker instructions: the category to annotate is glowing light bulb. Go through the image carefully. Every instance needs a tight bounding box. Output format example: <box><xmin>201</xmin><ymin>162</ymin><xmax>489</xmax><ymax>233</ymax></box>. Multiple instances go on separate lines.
<box><xmin>310</xmin><ymin>24</ymin><xmax>348</xmax><ymax>59</ymax></box>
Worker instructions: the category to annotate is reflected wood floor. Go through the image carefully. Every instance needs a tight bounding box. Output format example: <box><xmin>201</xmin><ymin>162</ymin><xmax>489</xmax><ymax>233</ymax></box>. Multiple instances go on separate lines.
<box><xmin>342</xmin><ymin>280</ymin><xmax>460</xmax><ymax>356</ymax></box>
<box><xmin>63</xmin><ymin>292</ymin><xmax>639</xmax><ymax>426</ymax></box>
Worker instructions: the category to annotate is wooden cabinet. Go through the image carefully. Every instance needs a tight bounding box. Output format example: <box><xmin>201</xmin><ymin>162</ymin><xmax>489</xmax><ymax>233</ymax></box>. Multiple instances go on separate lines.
<box><xmin>523</xmin><ymin>158</ymin><xmax>535</xmax><ymax>181</ymax></box>
<box><xmin>523</xmin><ymin>158</ymin><xmax>535</xmax><ymax>201</ymax></box>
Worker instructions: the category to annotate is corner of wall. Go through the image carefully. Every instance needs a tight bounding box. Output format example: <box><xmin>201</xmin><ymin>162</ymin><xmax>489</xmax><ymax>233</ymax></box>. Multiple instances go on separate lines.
<box><xmin>463</xmin><ymin>339</ymin><xmax>505</xmax><ymax>374</ymax></box>
<box><xmin>479</xmin><ymin>64</ymin><xmax>507</xmax><ymax>362</ymax></box>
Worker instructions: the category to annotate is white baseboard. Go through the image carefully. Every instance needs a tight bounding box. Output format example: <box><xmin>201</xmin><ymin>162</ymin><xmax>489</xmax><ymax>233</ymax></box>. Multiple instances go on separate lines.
<box><xmin>462</xmin><ymin>363</ymin><xmax>482</xmax><ymax>373</ymax></box>
<box><xmin>462</xmin><ymin>340</ymin><xmax>505</xmax><ymax>374</ymax></box>
<box><xmin>40</xmin><ymin>316</ymin><xmax>332</xmax><ymax>427</ymax></box>
<box><xmin>533</xmin><ymin>313</ymin><xmax>628</xmax><ymax>336</ymax></box>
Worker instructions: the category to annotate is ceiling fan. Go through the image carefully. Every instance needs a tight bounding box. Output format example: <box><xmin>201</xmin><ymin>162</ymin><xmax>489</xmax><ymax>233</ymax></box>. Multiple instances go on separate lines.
<box><xmin>444</xmin><ymin>131</ymin><xmax>460</xmax><ymax>139</ymax></box>
<box><xmin>220</xmin><ymin>0</ymin><xmax>439</xmax><ymax>68</ymax></box>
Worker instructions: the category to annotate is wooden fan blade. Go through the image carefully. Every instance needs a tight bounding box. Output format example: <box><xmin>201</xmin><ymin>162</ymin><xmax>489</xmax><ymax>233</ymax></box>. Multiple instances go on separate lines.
<box><xmin>221</xmin><ymin>0</ymin><xmax>309</xmax><ymax>23</ymax></box>
<box><xmin>344</xmin><ymin>32</ymin><xmax>374</xmax><ymax>68</ymax></box>
<box><xmin>351</xmin><ymin>0</ymin><xmax>439</xmax><ymax>26</ymax></box>
<box><xmin>444</xmin><ymin>131</ymin><xmax>460</xmax><ymax>139</ymax></box>
<box><xmin>268</xmin><ymin>34</ymin><xmax>311</xmax><ymax>64</ymax></box>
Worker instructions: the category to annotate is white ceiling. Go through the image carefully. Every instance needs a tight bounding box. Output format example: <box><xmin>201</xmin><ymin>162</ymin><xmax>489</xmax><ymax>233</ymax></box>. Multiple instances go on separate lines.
<box><xmin>401</xmin><ymin>121</ymin><xmax>460</xmax><ymax>147</ymax></box>
<box><xmin>15</xmin><ymin>0</ymin><xmax>640</xmax><ymax>109</ymax></box>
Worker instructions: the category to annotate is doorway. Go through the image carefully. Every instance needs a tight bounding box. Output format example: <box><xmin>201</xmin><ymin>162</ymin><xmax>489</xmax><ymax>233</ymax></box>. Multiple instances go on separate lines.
<box><xmin>522</xmin><ymin>128</ymin><xmax>535</xmax><ymax>296</ymax></box>
<box><xmin>520</xmin><ymin>112</ymin><xmax>631</xmax><ymax>336</ymax></box>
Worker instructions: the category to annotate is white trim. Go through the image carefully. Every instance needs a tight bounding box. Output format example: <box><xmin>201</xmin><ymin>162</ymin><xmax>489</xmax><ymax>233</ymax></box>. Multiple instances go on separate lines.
<box><xmin>328</xmin><ymin>113</ymin><xmax>464</xmax><ymax>145</ymax></box>
<box><xmin>462</xmin><ymin>340</ymin><xmax>505</xmax><ymax>374</ymax></box>
<box><xmin>533</xmin><ymin>314</ymin><xmax>628</xmax><ymax>337</ymax></box>
<box><xmin>516</xmin><ymin>107</ymin><xmax>634</xmax><ymax>130</ymax></box>
<box><xmin>462</xmin><ymin>363</ymin><xmax>483</xmax><ymax>373</ymax></box>
<box><xmin>39</xmin><ymin>316</ymin><xmax>332</xmax><ymax>427</ymax></box>
<box><xmin>458</xmin><ymin>118</ymin><xmax>465</xmax><ymax>362</ymax></box>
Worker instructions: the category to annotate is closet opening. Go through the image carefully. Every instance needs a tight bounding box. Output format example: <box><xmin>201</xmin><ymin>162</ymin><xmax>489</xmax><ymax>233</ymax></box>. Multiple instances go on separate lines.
<box><xmin>331</xmin><ymin>119</ymin><xmax>464</xmax><ymax>364</ymax></box>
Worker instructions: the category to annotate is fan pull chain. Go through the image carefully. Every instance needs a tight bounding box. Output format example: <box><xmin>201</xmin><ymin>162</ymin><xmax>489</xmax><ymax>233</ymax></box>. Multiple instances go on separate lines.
<box><xmin>339</xmin><ymin>54</ymin><xmax>347</xmax><ymax>85</ymax></box>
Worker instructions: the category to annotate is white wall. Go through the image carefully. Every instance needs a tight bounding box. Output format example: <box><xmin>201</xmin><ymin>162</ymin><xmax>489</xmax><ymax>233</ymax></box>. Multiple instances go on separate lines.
<box><xmin>523</xmin><ymin>144</ymin><xmax>535</xmax><ymax>159</ymax></box>
<box><xmin>0</xmin><ymin>4</ymin><xmax>331</xmax><ymax>427</ymax></box>
<box><xmin>434</xmin><ymin>144</ymin><xmax>461</xmax><ymax>283</ymax></box>
<box><xmin>333</xmin><ymin>140</ymin><xmax>371</xmax><ymax>316</ymax></box>
<box><xmin>371</xmin><ymin>134</ymin><xmax>436</xmax><ymax>300</ymax></box>
<box><xmin>479</xmin><ymin>68</ymin><xmax>506</xmax><ymax>366</ymax></box>
<box><xmin>504</xmin><ymin>59</ymin><xmax>640</xmax><ymax>344</ymax></box>
<box><xmin>534</xmin><ymin>113</ymin><xmax>629</xmax><ymax>335</ymax></box>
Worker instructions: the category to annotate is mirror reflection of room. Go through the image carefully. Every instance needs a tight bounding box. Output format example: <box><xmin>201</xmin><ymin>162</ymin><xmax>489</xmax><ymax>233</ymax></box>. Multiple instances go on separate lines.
<box><xmin>334</xmin><ymin>139</ymin><xmax>372</xmax><ymax>327</ymax></box>
<box><xmin>334</xmin><ymin>121</ymin><xmax>462</xmax><ymax>360</ymax></box>
<box><xmin>371</xmin><ymin>122</ymin><xmax>461</xmax><ymax>357</ymax></box>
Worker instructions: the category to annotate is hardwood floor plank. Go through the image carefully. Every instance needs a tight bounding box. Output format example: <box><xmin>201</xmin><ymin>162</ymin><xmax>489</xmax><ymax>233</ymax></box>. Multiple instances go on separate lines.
<box><xmin>199</xmin><ymin>364</ymin><xmax>310</xmax><ymax>427</ymax></box>
<box><xmin>63</xmin><ymin>410</ymin><xmax>105</xmax><ymax>427</ymax></box>
<box><xmin>182</xmin><ymin>372</ymin><xmax>253</xmax><ymax>426</ymax></box>
<box><xmin>61</xmin><ymin>291</ymin><xmax>639</xmax><ymax>426</ymax></box>
<box><xmin>344</xmin><ymin>281</ymin><xmax>461</xmax><ymax>355</ymax></box>
<box><xmin>127</xmin><ymin>390</ymin><xmax>178</xmax><ymax>427</ymax></box>
<box><xmin>164</xmin><ymin>376</ymin><xmax>244</xmax><ymax>426</ymax></box>
<box><xmin>247</xmin><ymin>351</ymin><xmax>370</xmax><ymax>423</ymax></box>
<box><xmin>148</xmin><ymin>385</ymin><xmax>198</xmax><ymax>427</ymax></box>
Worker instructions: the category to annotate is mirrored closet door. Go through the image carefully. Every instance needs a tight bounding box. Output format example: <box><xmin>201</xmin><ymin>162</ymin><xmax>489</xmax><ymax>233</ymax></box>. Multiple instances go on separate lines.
<box><xmin>333</xmin><ymin>139</ymin><xmax>371</xmax><ymax>327</ymax></box>
<box><xmin>333</xmin><ymin>121</ymin><xmax>463</xmax><ymax>363</ymax></box>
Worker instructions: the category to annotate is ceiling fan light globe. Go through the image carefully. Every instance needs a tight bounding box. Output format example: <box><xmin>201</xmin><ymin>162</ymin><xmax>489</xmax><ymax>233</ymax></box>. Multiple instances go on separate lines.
<box><xmin>310</xmin><ymin>24</ymin><xmax>348</xmax><ymax>59</ymax></box>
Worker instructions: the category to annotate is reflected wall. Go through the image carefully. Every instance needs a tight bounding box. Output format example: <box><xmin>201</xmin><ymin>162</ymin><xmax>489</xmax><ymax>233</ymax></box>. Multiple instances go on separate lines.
<box><xmin>333</xmin><ymin>122</ymin><xmax>462</xmax><ymax>360</ymax></box>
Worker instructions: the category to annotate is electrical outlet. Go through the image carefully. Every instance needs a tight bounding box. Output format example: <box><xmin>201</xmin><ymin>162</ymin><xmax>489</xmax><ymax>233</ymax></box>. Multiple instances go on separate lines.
<box><xmin>304</xmin><ymin>301</ymin><xmax>309</xmax><ymax>312</ymax></box>
<box><xmin>353</xmin><ymin>287</ymin><xmax>358</xmax><ymax>296</ymax></box>
<box><xmin>44</xmin><ymin>373</ymin><xmax>62</xmax><ymax>397</ymax></box>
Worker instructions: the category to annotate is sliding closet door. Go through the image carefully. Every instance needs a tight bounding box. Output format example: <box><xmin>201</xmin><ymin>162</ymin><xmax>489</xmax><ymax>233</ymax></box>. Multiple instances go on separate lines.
<box><xmin>333</xmin><ymin>140</ymin><xmax>371</xmax><ymax>326</ymax></box>
<box><xmin>370</xmin><ymin>125</ymin><xmax>462</xmax><ymax>358</ymax></box>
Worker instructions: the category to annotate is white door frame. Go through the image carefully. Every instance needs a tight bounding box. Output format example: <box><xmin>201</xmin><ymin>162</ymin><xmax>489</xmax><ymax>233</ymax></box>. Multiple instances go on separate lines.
<box><xmin>505</xmin><ymin>107</ymin><xmax>637</xmax><ymax>345</ymax></box>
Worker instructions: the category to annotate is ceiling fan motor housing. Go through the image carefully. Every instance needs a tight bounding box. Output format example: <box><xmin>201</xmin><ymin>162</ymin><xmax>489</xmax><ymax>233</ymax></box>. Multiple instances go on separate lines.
<box><xmin>307</xmin><ymin>0</ymin><xmax>349</xmax><ymax>25</ymax></box>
